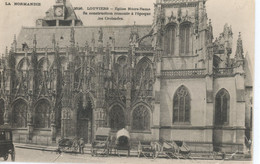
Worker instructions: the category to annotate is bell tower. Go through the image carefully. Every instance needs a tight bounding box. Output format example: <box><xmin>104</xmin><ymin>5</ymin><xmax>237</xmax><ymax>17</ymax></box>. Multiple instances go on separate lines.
<box><xmin>36</xmin><ymin>0</ymin><xmax>83</xmax><ymax>27</ymax></box>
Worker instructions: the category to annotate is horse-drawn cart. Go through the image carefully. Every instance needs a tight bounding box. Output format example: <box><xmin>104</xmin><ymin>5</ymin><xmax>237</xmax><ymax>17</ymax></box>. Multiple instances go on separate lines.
<box><xmin>58</xmin><ymin>138</ymin><xmax>79</xmax><ymax>153</ymax></box>
<box><xmin>155</xmin><ymin>140</ymin><xmax>191</xmax><ymax>159</ymax></box>
<box><xmin>137</xmin><ymin>141</ymin><xmax>156</xmax><ymax>158</ymax></box>
<box><xmin>91</xmin><ymin>127</ymin><xmax>111</xmax><ymax>156</ymax></box>
<box><xmin>115</xmin><ymin>128</ymin><xmax>131</xmax><ymax>156</ymax></box>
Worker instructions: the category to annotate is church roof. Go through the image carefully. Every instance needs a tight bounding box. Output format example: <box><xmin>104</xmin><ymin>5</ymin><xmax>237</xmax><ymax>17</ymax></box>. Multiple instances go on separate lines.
<box><xmin>16</xmin><ymin>25</ymin><xmax>152</xmax><ymax>49</ymax></box>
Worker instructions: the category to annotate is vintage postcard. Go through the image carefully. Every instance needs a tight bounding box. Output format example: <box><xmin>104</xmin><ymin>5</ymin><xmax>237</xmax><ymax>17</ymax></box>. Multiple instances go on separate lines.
<box><xmin>0</xmin><ymin>0</ymin><xmax>255</xmax><ymax>163</ymax></box>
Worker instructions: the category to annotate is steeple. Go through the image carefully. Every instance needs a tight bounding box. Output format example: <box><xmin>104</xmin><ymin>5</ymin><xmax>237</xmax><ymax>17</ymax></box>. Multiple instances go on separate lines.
<box><xmin>12</xmin><ymin>34</ymin><xmax>17</xmax><ymax>52</ymax></box>
<box><xmin>91</xmin><ymin>32</ymin><xmax>95</xmax><ymax>52</ymax></box>
<box><xmin>33</xmin><ymin>34</ymin><xmax>37</xmax><ymax>50</ymax></box>
<box><xmin>98</xmin><ymin>27</ymin><xmax>103</xmax><ymax>43</ymax></box>
<box><xmin>52</xmin><ymin>34</ymin><xmax>56</xmax><ymax>50</ymax></box>
<box><xmin>70</xmin><ymin>27</ymin><xmax>75</xmax><ymax>46</ymax></box>
<box><xmin>235</xmin><ymin>32</ymin><xmax>244</xmax><ymax>60</ymax></box>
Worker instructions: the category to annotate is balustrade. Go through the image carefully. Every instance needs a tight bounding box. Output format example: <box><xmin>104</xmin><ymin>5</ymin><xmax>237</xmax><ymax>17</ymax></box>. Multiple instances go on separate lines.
<box><xmin>161</xmin><ymin>69</ymin><xmax>206</xmax><ymax>79</ymax></box>
<box><xmin>213</xmin><ymin>68</ymin><xmax>234</xmax><ymax>77</ymax></box>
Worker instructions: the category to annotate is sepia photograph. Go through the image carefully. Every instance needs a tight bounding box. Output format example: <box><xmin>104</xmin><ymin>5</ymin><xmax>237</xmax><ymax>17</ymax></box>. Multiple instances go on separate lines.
<box><xmin>0</xmin><ymin>0</ymin><xmax>255</xmax><ymax>163</ymax></box>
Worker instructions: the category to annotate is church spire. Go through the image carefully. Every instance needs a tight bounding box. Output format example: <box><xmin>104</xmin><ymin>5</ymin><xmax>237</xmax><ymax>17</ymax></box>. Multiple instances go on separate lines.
<box><xmin>33</xmin><ymin>34</ymin><xmax>37</xmax><ymax>50</ymax></box>
<box><xmin>70</xmin><ymin>27</ymin><xmax>75</xmax><ymax>46</ymax></box>
<box><xmin>91</xmin><ymin>32</ymin><xmax>95</xmax><ymax>52</ymax></box>
<box><xmin>52</xmin><ymin>34</ymin><xmax>56</xmax><ymax>50</ymax></box>
<box><xmin>235</xmin><ymin>32</ymin><xmax>244</xmax><ymax>60</ymax></box>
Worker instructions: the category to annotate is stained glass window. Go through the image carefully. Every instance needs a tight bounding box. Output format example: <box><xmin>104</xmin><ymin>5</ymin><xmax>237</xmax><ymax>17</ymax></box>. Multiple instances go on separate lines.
<box><xmin>173</xmin><ymin>86</ymin><xmax>190</xmax><ymax>123</ymax></box>
<box><xmin>180</xmin><ymin>23</ymin><xmax>191</xmax><ymax>55</ymax></box>
<box><xmin>215</xmin><ymin>89</ymin><xmax>230</xmax><ymax>125</ymax></box>
<box><xmin>135</xmin><ymin>59</ymin><xmax>152</xmax><ymax>90</ymax></box>
<box><xmin>165</xmin><ymin>25</ymin><xmax>176</xmax><ymax>55</ymax></box>
<box><xmin>13</xmin><ymin>99</ymin><xmax>27</xmax><ymax>128</ymax></box>
<box><xmin>132</xmin><ymin>105</ymin><xmax>150</xmax><ymax>130</ymax></box>
<box><xmin>35</xmin><ymin>100</ymin><xmax>51</xmax><ymax>128</ymax></box>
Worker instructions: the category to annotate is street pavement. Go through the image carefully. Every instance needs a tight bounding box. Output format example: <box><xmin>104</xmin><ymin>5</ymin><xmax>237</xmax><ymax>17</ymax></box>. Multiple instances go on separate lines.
<box><xmin>0</xmin><ymin>147</ymin><xmax>252</xmax><ymax>164</ymax></box>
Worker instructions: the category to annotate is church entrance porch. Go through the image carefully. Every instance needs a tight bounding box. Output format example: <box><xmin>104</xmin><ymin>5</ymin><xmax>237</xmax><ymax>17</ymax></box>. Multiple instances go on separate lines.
<box><xmin>76</xmin><ymin>94</ymin><xmax>93</xmax><ymax>143</ymax></box>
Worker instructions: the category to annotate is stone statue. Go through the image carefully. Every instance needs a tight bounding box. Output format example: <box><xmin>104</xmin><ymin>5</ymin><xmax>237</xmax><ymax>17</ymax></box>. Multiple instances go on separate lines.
<box><xmin>4</xmin><ymin>110</ymin><xmax>9</xmax><ymax>124</ymax></box>
<box><xmin>50</xmin><ymin>110</ymin><xmax>55</xmax><ymax>124</ymax></box>
<box><xmin>27</xmin><ymin>111</ymin><xmax>33</xmax><ymax>124</ymax></box>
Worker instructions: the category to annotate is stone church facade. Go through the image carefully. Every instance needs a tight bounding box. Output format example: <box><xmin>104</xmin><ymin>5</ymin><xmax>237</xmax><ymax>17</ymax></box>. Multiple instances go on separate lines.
<box><xmin>0</xmin><ymin>0</ymin><xmax>253</xmax><ymax>152</ymax></box>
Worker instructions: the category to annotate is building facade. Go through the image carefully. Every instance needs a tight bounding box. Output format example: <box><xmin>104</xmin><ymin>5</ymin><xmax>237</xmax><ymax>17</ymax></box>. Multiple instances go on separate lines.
<box><xmin>0</xmin><ymin>0</ymin><xmax>253</xmax><ymax>152</ymax></box>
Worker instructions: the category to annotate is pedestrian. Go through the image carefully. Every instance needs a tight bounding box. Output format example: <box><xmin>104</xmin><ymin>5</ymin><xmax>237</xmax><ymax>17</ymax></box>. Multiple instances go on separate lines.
<box><xmin>79</xmin><ymin>138</ymin><xmax>85</xmax><ymax>154</ymax></box>
<box><xmin>248</xmin><ymin>139</ymin><xmax>252</xmax><ymax>152</ymax></box>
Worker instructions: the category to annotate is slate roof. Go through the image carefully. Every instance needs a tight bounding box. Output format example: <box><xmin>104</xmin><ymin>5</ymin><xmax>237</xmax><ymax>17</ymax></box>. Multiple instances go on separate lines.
<box><xmin>16</xmin><ymin>25</ymin><xmax>152</xmax><ymax>49</ymax></box>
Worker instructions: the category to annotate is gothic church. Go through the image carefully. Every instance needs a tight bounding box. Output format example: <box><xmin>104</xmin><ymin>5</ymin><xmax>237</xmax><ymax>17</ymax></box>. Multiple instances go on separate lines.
<box><xmin>0</xmin><ymin>0</ymin><xmax>253</xmax><ymax>152</ymax></box>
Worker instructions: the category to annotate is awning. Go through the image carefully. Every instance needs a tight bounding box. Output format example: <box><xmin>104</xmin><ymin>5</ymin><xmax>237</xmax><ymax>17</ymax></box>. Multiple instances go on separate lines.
<box><xmin>116</xmin><ymin>128</ymin><xmax>130</xmax><ymax>139</ymax></box>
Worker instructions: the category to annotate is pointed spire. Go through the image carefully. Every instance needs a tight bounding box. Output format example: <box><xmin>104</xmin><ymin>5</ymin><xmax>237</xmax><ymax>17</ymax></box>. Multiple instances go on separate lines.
<box><xmin>33</xmin><ymin>34</ymin><xmax>37</xmax><ymax>49</ymax></box>
<box><xmin>5</xmin><ymin>47</ymin><xmax>8</xmax><ymax>57</ymax></box>
<box><xmin>52</xmin><ymin>34</ymin><xmax>56</xmax><ymax>50</ymax></box>
<box><xmin>44</xmin><ymin>49</ymin><xmax>48</xmax><ymax>72</ymax></box>
<box><xmin>24</xmin><ymin>47</ymin><xmax>29</xmax><ymax>71</ymax></box>
<box><xmin>235</xmin><ymin>32</ymin><xmax>244</xmax><ymax>60</ymax></box>
<box><xmin>91</xmin><ymin>32</ymin><xmax>95</xmax><ymax>51</ymax></box>
<box><xmin>98</xmin><ymin>27</ymin><xmax>103</xmax><ymax>43</ymax></box>
<box><xmin>85</xmin><ymin>41</ymin><xmax>89</xmax><ymax>51</ymax></box>
<box><xmin>70</xmin><ymin>27</ymin><xmax>75</xmax><ymax>45</ymax></box>
<box><xmin>208</xmin><ymin>19</ymin><xmax>213</xmax><ymax>42</ymax></box>
<box><xmin>13</xmin><ymin>34</ymin><xmax>17</xmax><ymax>52</ymax></box>
<box><xmin>177</xmin><ymin>7</ymin><xmax>182</xmax><ymax>21</ymax></box>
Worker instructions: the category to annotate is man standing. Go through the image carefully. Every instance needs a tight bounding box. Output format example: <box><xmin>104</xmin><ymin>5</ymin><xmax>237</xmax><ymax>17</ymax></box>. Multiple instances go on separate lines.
<box><xmin>79</xmin><ymin>138</ymin><xmax>85</xmax><ymax>154</ymax></box>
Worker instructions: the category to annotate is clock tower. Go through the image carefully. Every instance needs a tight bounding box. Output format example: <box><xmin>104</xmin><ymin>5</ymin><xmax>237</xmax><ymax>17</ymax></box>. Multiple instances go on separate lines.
<box><xmin>36</xmin><ymin>0</ymin><xmax>83</xmax><ymax>27</ymax></box>
<box><xmin>54</xmin><ymin>0</ymin><xmax>65</xmax><ymax>19</ymax></box>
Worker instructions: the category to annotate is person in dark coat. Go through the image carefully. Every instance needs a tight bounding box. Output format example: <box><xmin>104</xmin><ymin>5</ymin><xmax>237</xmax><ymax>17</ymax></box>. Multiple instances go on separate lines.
<box><xmin>79</xmin><ymin>138</ymin><xmax>85</xmax><ymax>154</ymax></box>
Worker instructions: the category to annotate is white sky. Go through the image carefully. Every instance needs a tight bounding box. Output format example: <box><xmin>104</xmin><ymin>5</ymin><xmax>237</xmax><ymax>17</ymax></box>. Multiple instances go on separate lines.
<box><xmin>0</xmin><ymin>0</ymin><xmax>255</xmax><ymax>67</ymax></box>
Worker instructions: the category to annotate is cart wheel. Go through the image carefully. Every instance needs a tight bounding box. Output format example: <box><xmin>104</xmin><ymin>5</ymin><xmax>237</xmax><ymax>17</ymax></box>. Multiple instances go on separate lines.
<box><xmin>152</xmin><ymin>152</ymin><xmax>155</xmax><ymax>159</ymax></box>
<box><xmin>11</xmin><ymin>149</ymin><xmax>15</xmax><ymax>162</ymax></box>
<box><xmin>3</xmin><ymin>154</ymin><xmax>8</xmax><ymax>161</ymax></box>
<box><xmin>183</xmin><ymin>152</ymin><xmax>190</xmax><ymax>159</ymax></box>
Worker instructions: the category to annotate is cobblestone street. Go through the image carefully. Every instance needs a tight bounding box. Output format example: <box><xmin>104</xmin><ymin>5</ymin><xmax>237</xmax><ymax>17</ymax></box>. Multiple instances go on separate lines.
<box><xmin>0</xmin><ymin>147</ymin><xmax>252</xmax><ymax>164</ymax></box>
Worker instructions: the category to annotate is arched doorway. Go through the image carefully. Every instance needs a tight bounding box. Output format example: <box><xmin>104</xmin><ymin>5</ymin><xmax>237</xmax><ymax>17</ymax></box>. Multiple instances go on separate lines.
<box><xmin>76</xmin><ymin>94</ymin><xmax>93</xmax><ymax>143</ymax></box>
<box><xmin>13</xmin><ymin>99</ymin><xmax>28</xmax><ymax>128</ymax></box>
<box><xmin>109</xmin><ymin>105</ymin><xmax>125</xmax><ymax>130</ymax></box>
<box><xmin>0</xmin><ymin>99</ymin><xmax>4</xmax><ymax>125</ymax></box>
<box><xmin>35</xmin><ymin>99</ymin><xmax>51</xmax><ymax>128</ymax></box>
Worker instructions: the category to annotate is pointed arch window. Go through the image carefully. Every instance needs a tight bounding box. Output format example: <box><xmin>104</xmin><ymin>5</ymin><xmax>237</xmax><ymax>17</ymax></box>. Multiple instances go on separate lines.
<box><xmin>165</xmin><ymin>25</ymin><xmax>176</xmax><ymax>55</ymax></box>
<box><xmin>173</xmin><ymin>86</ymin><xmax>191</xmax><ymax>123</ymax></box>
<box><xmin>215</xmin><ymin>89</ymin><xmax>230</xmax><ymax>125</ymax></box>
<box><xmin>180</xmin><ymin>23</ymin><xmax>191</xmax><ymax>55</ymax></box>
<box><xmin>135</xmin><ymin>58</ymin><xmax>153</xmax><ymax>91</ymax></box>
<box><xmin>35</xmin><ymin>100</ymin><xmax>51</xmax><ymax>128</ymax></box>
<box><xmin>109</xmin><ymin>105</ymin><xmax>125</xmax><ymax>130</ymax></box>
<box><xmin>132</xmin><ymin>105</ymin><xmax>150</xmax><ymax>130</ymax></box>
<box><xmin>13</xmin><ymin>99</ymin><xmax>28</xmax><ymax>128</ymax></box>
